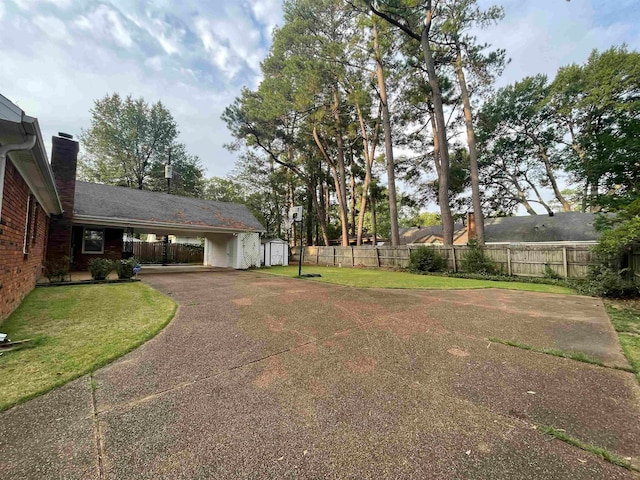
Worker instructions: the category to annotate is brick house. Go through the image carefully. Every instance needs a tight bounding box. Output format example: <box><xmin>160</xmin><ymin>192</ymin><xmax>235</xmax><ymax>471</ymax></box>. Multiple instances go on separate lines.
<box><xmin>0</xmin><ymin>95</ymin><xmax>63</xmax><ymax>321</ymax></box>
<box><xmin>0</xmin><ymin>94</ymin><xmax>264</xmax><ymax>323</ymax></box>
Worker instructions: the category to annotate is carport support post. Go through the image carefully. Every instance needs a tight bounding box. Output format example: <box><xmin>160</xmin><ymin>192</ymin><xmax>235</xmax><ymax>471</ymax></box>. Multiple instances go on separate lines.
<box><xmin>162</xmin><ymin>235</ymin><xmax>169</xmax><ymax>266</ymax></box>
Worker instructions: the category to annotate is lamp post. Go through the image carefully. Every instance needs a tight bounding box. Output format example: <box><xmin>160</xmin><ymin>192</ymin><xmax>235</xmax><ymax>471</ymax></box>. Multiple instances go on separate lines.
<box><xmin>162</xmin><ymin>148</ymin><xmax>172</xmax><ymax>266</ymax></box>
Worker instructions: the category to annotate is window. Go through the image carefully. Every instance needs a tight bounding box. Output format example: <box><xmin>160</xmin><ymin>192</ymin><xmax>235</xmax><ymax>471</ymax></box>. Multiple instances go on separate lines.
<box><xmin>82</xmin><ymin>228</ymin><xmax>105</xmax><ymax>254</ymax></box>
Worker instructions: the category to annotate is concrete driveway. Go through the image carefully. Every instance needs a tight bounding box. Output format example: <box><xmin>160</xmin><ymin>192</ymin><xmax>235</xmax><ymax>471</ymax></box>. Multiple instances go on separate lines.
<box><xmin>1</xmin><ymin>271</ymin><xmax>639</xmax><ymax>479</ymax></box>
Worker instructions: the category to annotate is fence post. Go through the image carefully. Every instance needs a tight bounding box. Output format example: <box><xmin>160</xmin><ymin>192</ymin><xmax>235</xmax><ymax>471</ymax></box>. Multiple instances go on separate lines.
<box><xmin>375</xmin><ymin>247</ymin><xmax>380</xmax><ymax>267</ymax></box>
<box><xmin>451</xmin><ymin>247</ymin><xmax>457</xmax><ymax>273</ymax></box>
<box><xmin>507</xmin><ymin>247</ymin><xmax>512</xmax><ymax>276</ymax></box>
<box><xmin>316</xmin><ymin>247</ymin><xmax>319</xmax><ymax>265</ymax></box>
<box><xmin>562</xmin><ymin>246</ymin><xmax>568</xmax><ymax>278</ymax></box>
<box><xmin>351</xmin><ymin>247</ymin><xmax>355</xmax><ymax>267</ymax></box>
<box><xmin>333</xmin><ymin>246</ymin><xmax>336</xmax><ymax>266</ymax></box>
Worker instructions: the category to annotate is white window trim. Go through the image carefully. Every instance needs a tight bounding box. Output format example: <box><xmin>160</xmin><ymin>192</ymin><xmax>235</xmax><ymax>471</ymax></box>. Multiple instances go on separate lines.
<box><xmin>82</xmin><ymin>227</ymin><xmax>105</xmax><ymax>254</ymax></box>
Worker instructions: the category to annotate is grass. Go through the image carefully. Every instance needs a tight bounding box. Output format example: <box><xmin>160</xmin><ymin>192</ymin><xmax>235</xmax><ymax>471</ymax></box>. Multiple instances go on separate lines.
<box><xmin>487</xmin><ymin>337</ymin><xmax>618</xmax><ymax>369</ymax></box>
<box><xmin>605</xmin><ymin>300</ymin><xmax>640</xmax><ymax>382</ymax></box>
<box><xmin>0</xmin><ymin>283</ymin><xmax>176</xmax><ymax>412</ymax></box>
<box><xmin>537</xmin><ymin>424</ymin><xmax>633</xmax><ymax>471</ymax></box>
<box><xmin>259</xmin><ymin>265</ymin><xmax>574</xmax><ymax>294</ymax></box>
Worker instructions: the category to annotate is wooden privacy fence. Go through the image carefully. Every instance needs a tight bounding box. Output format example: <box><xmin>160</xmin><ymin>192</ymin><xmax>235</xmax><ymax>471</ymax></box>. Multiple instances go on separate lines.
<box><xmin>291</xmin><ymin>244</ymin><xmax>599</xmax><ymax>279</ymax></box>
<box><xmin>132</xmin><ymin>242</ymin><xmax>204</xmax><ymax>264</ymax></box>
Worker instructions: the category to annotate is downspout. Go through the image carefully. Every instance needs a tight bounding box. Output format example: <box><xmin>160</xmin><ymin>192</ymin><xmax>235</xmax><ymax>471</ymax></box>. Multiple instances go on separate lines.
<box><xmin>0</xmin><ymin>135</ymin><xmax>37</xmax><ymax>220</ymax></box>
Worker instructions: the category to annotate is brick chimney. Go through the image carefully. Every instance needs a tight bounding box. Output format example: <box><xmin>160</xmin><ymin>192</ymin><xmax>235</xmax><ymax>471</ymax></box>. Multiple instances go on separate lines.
<box><xmin>466</xmin><ymin>212</ymin><xmax>476</xmax><ymax>242</ymax></box>
<box><xmin>46</xmin><ymin>134</ymin><xmax>79</xmax><ymax>264</ymax></box>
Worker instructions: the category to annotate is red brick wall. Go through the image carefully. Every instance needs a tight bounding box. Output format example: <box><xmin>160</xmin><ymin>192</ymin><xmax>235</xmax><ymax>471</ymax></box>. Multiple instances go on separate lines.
<box><xmin>71</xmin><ymin>226</ymin><xmax>124</xmax><ymax>271</ymax></box>
<box><xmin>46</xmin><ymin>135</ymin><xmax>79</xmax><ymax>267</ymax></box>
<box><xmin>0</xmin><ymin>159</ymin><xmax>49</xmax><ymax>323</ymax></box>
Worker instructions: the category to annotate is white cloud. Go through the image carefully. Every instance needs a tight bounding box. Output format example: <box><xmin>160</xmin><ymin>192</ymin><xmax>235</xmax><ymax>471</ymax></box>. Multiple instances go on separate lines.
<box><xmin>75</xmin><ymin>5</ymin><xmax>133</xmax><ymax>49</ymax></box>
<box><xmin>32</xmin><ymin>15</ymin><xmax>70</xmax><ymax>42</ymax></box>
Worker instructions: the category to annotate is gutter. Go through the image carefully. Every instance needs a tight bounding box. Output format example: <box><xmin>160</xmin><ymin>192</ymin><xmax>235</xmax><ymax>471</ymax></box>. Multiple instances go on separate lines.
<box><xmin>72</xmin><ymin>213</ymin><xmax>265</xmax><ymax>234</ymax></box>
<box><xmin>0</xmin><ymin>135</ymin><xmax>37</xmax><ymax>220</ymax></box>
<box><xmin>20</xmin><ymin>115</ymin><xmax>63</xmax><ymax>215</ymax></box>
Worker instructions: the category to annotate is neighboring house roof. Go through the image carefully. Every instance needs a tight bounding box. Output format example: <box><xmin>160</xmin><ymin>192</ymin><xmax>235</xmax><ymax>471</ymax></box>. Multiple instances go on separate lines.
<box><xmin>484</xmin><ymin>212</ymin><xmax>601</xmax><ymax>243</ymax></box>
<box><xmin>0</xmin><ymin>94</ymin><xmax>62</xmax><ymax>215</ymax></box>
<box><xmin>73</xmin><ymin>181</ymin><xmax>264</xmax><ymax>232</ymax></box>
<box><xmin>401</xmin><ymin>212</ymin><xmax>601</xmax><ymax>245</ymax></box>
<box><xmin>400</xmin><ymin>223</ymin><xmax>465</xmax><ymax>244</ymax></box>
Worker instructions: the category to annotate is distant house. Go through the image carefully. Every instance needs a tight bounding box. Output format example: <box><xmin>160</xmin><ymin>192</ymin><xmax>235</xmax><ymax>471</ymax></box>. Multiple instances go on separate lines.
<box><xmin>400</xmin><ymin>212</ymin><xmax>602</xmax><ymax>245</ymax></box>
<box><xmin>0</xmin><ymin>94</ymin><xmax>264</xmax><ymax>322</ymax></box>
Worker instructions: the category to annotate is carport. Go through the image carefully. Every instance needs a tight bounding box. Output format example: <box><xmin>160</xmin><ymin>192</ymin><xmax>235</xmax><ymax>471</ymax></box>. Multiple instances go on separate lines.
<box><xmin>54</xmin><ymin>180</ymin><xmax>264</xmax><ymax>271</ymax></box>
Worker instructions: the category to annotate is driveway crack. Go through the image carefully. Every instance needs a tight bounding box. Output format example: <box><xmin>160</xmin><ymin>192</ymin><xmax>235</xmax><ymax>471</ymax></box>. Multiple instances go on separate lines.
<box><xmin>89</xmin><ymin>375</ymin><xmax>105</xmax><ymax>479</ymax></box>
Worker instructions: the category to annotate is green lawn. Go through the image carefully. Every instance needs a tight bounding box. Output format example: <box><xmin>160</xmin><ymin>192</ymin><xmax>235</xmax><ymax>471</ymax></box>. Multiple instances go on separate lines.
<box><xmin>0</xmin><ymin>283</ymin><xmax>176</xmax><ymax>411</ymax></box>
<box><xmin>258</xmin><ymin>266</ymin><xmax>574</xmax><ymax>294</ymax></box>
<box><xmin>606</xmin><ymin>301</ymin><xmax>640</xmax><ymax>382</ymax></box>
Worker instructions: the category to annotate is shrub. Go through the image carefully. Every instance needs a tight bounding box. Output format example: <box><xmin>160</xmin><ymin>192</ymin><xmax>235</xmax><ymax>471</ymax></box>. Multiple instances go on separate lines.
<box><xmin>408</xmin><ymin>246</ymin><xmax>447</xmax><ymax>274</ymax></box>
<box><xmin>115</xmin><ymin>257</ymin><xmax>139</xmax><ymax>279</ymax></box>
<box><xmin>572</xmin><ymin>264</ymin><xmax>638</xmax><ymax>298</ymax></box>
<box><xmin>461</xmin><ymin>240</ymin><xmax>498</xmax><ymax>274</ymax></box>
<box><xmin>88</xmin><ymin>258</ymin><xmax>114</xmax><ymax>280</ymax></box>
<box><xmin>43</xmin><ymin>256</ymin><xmax>70</xmax><ymax>283</ymax></box>
<box><xmin>544</xmin><ymin>264</ymin><xmax>562</xmax><ymax>280</ymax></box>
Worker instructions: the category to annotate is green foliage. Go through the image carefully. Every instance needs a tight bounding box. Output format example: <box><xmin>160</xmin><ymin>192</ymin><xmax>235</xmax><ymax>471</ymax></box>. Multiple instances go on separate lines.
<box><xmin>544</xmin><ymin>264</ymin><xmax>562</xmax><ymax>280</ymax></box>
<box><xmin>408</xmin><ymin>246</ymin><xmax>447</xmax><ymax>274</ymax></box>
<box><xmin>80</xmin><ymin>93</ymin><xmax>204</xmax><ymax>197</ymax></box>
<box><xmin>88</xmin><ymin>258</ymin><xmax>115</xmax><ymax>280</ymax></box>
<box><xmin>572</xmin><ymin>265</ymin><xmax>637</xmax><ymax>298</ymax></box>
<box><xmin>115</xmin><ymin>258</ymin><xmax>139</xmax><ymax>279</ymax></box>
<box><xmin>43</xmin><ymin>256</ymin><xmax>70</xmax><ymax>283</ymax></box>
<box><xmin>461</xmin><ymin>240</ymin><xmax>498</xmax><ymax>274</ymax></box>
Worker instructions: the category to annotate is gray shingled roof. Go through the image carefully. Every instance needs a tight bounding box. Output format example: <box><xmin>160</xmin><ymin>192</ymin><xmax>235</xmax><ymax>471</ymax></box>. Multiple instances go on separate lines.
<box><xmin>400</xmin><ymin>223</ymin><xmax>465</xmax><ymax>244</ymax></box>
<box><xmin>73</xmin><ymin>181</ymin><xmax>264</xmax><ymax>232</ymax></box>
<box><xmin>484</xmin><ymin>212</ymin><xmax>600</xmax><ymax>243</ymax></box>
<box><xmin>401</xmin><ymin>212</ymin><xmax>601</xmax><ymax>244</ymax></box>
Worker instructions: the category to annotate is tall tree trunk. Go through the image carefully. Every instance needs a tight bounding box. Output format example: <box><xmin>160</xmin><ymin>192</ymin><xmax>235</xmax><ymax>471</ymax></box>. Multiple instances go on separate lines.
<box><xmin>373</xmin><ymin>22</ymin><xmax>400</xmax><ymax>246</ymax></box>
<box><xmin>421</xmin><ymin>2</ymin><xmax>454</xmax><ymax>245</ymax></box>
<box><xmin>349</xmin><ymin>163</ymin><xmax>356</xmax><ymax>239</ymax></box>
<box><xmin>355</xmin><ymin>102</ymin><xmax>380</xmax><ymax>246</ymax></box>
<box><xmin>454</xmin><ymin>43</ymin><xmax>485</xmax><ymax>245</ymax></box>
<box><xmin>531</xmin><ymin>137</ymin><xmax>571</xmax><ymax>212</ymax></box>
<box><xmin>313</xmin><ymin>125</ymin><xmax>349</xmax><ymax>246</ymax></box>
<box><xmin>306</xmin><ymin>179</ymin><xmax>314</xmax><ymax>245</ymax></box>
<box><xmin>333</xmin><ymin>89</ymin><xmax>350</xmax><ymax>246</ymax></box>
<box><xmin>371</xmin><ymin>194</ymin><xmax>377</xmax><ymax>246</ymax></box>
<box><xmin>315</xmin><ymin>176</ymin><xmax>330</xmax><ymax>246</ymax></box>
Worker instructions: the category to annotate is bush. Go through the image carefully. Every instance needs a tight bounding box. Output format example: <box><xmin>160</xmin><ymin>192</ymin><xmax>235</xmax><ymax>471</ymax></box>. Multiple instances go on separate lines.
<box><xmin>460</xmin><ymin>240</ymin><xmax>498</xmax><ymax>274</ymax></box>
<box><xmin>88</xmin><ymin>258</ymin><xmax>114</xmax><ymax>280</ymax></box>
<box><xmin>43</xmin><ymin>256</ymin><xmax>70</xmax><ymax>283</ymax></box>
<box><xmin>115</xmin><ymin>257</ymin><xmax>139</xmax><ymax>279</ymax></box>
<box><xmin>408</xmin><ymin>246</ymin><xmax>447</xmax><ymax>274</ymax></box>
<box><xmin>544</xmin><ymin>264</ymin><xmax>562</xmax><ymax>280</ymax></box>
<box><xmin>572</xmin><ymin>264</ymin><xmax>638</xmax><ymax>298</ymax></box>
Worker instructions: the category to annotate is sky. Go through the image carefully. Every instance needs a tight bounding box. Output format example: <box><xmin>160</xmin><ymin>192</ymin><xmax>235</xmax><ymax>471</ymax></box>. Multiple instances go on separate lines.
<box><xmin>0</xmin><ymin>0</ymin><xmax>638</xmax><ymax>182</ymax></box>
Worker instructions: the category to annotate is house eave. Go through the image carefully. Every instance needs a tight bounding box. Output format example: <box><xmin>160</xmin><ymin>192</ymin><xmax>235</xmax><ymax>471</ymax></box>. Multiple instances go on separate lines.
<box><xmin>72</xmin><ymin>214</ymin><xmax>264</xmax><ymax>234</ymax></box>
<box><xmin>0</xmin><ymin>96</ymin><xmax>63</xmax><ymax>216</ymax></box>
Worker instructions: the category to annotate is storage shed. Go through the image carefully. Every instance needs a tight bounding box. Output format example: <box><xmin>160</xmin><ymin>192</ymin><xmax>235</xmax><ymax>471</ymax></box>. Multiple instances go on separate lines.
<box><xmin>260</xmin><ymin>238</ymin><xmax>289</xmax><ymax>267</ymax></box>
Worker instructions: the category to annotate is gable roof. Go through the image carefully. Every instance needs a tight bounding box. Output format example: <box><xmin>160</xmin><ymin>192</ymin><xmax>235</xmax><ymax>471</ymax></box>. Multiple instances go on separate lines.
<box><xmin>484</xmin><ymin>212</ymin><xmax>600</xmax><ymax>243</ymax></box>
<box><xmin>73</xmin><ymin>181</ymin><xmax>264</xmax><ymax>232</ymax></box>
